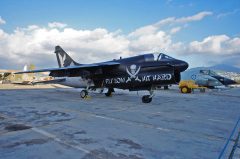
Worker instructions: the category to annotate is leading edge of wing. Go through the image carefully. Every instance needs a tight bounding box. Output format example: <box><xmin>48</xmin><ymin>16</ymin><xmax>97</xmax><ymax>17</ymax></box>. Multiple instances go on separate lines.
<box><xmin>32</xmin><ymin>78</ymin><xmax>66</xmax><ymax>84</ymax></box>
<box><xmin>15</xmin><ymin>62</ymin><xmax>120</xmax><ymax>74</ymax></box>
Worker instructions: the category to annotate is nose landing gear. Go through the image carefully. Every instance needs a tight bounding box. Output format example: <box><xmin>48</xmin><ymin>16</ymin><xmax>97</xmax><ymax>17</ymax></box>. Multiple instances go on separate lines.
<box><xmin>142</xmin><ymin>90</ymin><xmax>154</xmax><ymax>103</ymax></box>
<box><xmin>80</xmin><ymin>90</ymin><xmax>88</xmax><ymax>98</ymax></box>
<box><xmin>142</xmin><ymin>95</ymin><xmax>152</xmax><ymax>103</ymax></box>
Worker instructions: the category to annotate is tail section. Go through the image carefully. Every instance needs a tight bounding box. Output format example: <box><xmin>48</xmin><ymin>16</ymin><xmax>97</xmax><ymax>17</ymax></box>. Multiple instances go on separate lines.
<box><xmin>54</xmin><ymin>46</ymin><xmax>80</xmax><ymax>68</ymax></box>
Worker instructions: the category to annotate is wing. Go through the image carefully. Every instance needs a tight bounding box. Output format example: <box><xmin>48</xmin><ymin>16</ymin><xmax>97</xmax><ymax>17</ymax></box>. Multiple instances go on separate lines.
<box><xmin>15</xmin><ymin>62</ymin><xmax>120</xmax><ymax>74</ymax></box>
<box><xmin>32</xmin><ymin>78</ymin><xmax>66</xmax><ymax>84</ymax></box>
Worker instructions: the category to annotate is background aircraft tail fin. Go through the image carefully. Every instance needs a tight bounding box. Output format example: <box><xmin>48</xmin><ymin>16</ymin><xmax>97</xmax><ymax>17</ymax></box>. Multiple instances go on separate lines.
<box><xmin>54</xmin><ymin>46</ymin><xmax>80</xmax><ymax>68</ymax></box>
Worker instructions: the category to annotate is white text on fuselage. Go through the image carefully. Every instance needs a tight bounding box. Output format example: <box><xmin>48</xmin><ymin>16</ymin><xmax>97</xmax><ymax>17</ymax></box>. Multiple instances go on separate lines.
<box><xmin>105</xmin><ymin>74</ymin><xmax>172</xmax><ymax>85</ymax></box>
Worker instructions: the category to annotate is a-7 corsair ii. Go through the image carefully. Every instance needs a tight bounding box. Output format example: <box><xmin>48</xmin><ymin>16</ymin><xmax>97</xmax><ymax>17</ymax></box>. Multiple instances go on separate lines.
<box><xmin>16</xmin><ymin>46</ymin><xmax>188</xmax><ymax>103</ymax></box>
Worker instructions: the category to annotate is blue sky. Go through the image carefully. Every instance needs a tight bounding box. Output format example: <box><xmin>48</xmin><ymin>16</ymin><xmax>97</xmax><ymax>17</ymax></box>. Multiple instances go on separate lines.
<box><xmin>0</xmin><ymin>0</ymin><xmax>240</xmax><ymax>69</ymax></box>
<box><xmin>1</xmin><ymin>0</ymin><xmax>239</xmax><ymax>37</ymax></box>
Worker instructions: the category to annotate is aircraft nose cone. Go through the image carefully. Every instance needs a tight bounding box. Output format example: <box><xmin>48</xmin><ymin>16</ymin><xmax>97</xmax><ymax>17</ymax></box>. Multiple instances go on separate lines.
<box><xmin>223</xmin><ymin>78</ymin><xmax>237</xmax><ymax>85</ymax></box>
<box><xmin>176</xmin><ymin>60</ymin><xmax>189</xmax><ymax>72</ymax></box>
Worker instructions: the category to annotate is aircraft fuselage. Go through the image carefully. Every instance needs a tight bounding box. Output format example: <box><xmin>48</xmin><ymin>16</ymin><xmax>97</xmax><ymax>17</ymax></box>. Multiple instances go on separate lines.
<box><xmin>53</xmin><ymin>53</ymin><xmax>188</xmax><ymax>91</ymax></box>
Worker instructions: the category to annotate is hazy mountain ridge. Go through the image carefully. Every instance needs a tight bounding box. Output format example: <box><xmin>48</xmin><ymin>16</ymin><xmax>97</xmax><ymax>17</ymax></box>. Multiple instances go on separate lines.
<box><xmin>188</xmin><ymin>64</ymin><xmax>240</xmax><ymax>73</ymax></box>
<box><xmin>209</xmin><ymin>64</ymin><xmax>240</xmax><ymax>73</ymax></box>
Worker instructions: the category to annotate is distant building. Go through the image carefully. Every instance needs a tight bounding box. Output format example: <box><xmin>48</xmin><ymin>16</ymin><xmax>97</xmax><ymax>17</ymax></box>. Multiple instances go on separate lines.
<box><xmin>0</xmin><ymin>68</ymin><xmax>49</xmax><ymax>84</ymax></box>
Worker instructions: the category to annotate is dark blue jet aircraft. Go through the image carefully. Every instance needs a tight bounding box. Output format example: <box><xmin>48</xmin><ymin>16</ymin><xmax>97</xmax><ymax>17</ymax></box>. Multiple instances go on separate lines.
<box><xmin>16</xmin><ymin>46</ymin><xmax>188</xmax><ymax>103</ymax></box>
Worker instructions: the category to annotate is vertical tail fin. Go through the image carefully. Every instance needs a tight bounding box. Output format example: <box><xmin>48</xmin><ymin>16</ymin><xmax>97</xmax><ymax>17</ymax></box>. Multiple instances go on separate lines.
<box><xmin>54</xmin><ymin>46</ymin><xmax>80</xmax><ymax>68</ymax></box>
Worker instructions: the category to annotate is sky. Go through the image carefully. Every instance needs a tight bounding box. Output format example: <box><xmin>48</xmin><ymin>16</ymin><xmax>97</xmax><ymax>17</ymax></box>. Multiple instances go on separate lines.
<box><xmin>0</xmin><ymin>0</ymin><xmax>240</xmax><ymax>69</ymax></box>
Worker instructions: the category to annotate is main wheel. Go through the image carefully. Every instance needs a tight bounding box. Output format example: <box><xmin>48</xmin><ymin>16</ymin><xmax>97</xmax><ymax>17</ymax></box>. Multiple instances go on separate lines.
<box><xmin>164</xmin><ymin>86</ymin><xmax>169</xmax><ymax>90</ymax></box>
<box><xmin>142</xmin><ymin>95</ymin><xmax>152</xmax><ymax>103</ymax></box>
<box><xmin>105</xmin><ymin>88</ymin><xmax>114</xmax><ymax>97</ymax></box>
<box><xmin>80</xmin><ymin>90</ymin><xmax>88</xmax><ymax>98</ymax></box>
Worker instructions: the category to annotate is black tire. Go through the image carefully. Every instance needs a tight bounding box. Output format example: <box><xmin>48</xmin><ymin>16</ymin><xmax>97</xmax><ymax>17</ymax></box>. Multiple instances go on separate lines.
<box><xmin>142</xmin><ymin>95</ymin><xmax>152</xmax><ymax>103</ymax></box>
<box><xmin>80</xmin><ymin>90</ymin><xmax>88</xmax><ymax>98</ymax></box>
<box><xmin>105</xmin><ymin>88</ymin><xmax>114</xmax><ymax>97</ymax></box>
<box><xmin>105</xmin><ymin>91</ymin><xmax>112</xmax><ymax>97</ymax></box>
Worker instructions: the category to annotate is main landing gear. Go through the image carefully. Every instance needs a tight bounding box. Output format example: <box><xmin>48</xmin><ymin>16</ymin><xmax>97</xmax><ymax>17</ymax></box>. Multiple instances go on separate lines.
<box><xmin>105</xmin><ymin>88</ymin><xmax>114</xmax><ymax>97</ymax></box>
<box><xmin>80</xmin><ymin>87</ymin><xmax>154</xmax><ymax>103</ymax></box>
<box><xmin>142</xmin><ymin>90</ymin><xmax>154</xmax><ymax>103</ymax></box>
<box><xmin>80</xmin><ymin>88</ymin><xmax>114</xmax><ymax>99</ymax></box>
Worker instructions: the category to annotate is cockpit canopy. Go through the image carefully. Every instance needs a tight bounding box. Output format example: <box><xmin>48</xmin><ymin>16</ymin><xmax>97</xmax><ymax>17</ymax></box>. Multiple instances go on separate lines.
<box><xmin>153</xmin><ymin>53</ymin><xmax>175</xmax><ymax>61</ymax></box>
<box><xmin>142</xmin><ymin>53</ymin><xmax>175</xmax><ymax>62</ymax></box>
<box><xmin>199</xmin><ymin>70</ymin><xmax>218</xmax><ymax>76</ymax></box>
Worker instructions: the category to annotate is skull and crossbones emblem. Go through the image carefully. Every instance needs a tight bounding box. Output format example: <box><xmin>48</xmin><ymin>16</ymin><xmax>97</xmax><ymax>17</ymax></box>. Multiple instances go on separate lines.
<box><xmin>126</xmin><ymin>64</ymin><xmax>140</xmax><ymax>78</ymax></box>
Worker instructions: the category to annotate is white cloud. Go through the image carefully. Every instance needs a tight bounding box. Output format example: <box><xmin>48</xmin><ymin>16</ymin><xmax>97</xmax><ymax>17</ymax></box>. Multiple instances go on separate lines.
<box><xmin>188</xmin><ymin>35</ymin><xmax>240</xmax><ymax>55</ymax></box>
<box><xmin>129</xmin><ymin>31</ymin><xmax>172</xmax><ymax>53</ymax></box>
<box><xmin>0</xmin><ymin>16</ymin><xmax>6</xmax><ymax>25</ymax></box>
<box><xmin>128</xmin><ymin>11</ymin><xmax>212</xmax><ymax>54</ymax></box>
<box><xmin>217</xmin><ymin>9</ymin><xmax>240</xmax><ymax>19</ymax></box>
<box><xmin>154</xmin><ymin>17</ymin><xmax>176</xmax><ymax>27</ymax></box>
<box><xmin>154</xmin><ymin>11</ymin><xmax>212</xmax><ymax>27</ymax></box>
<box><xmin>0</xmin><ymin>26</ymin><xmax>130</xmax><ymax>68</ymax></box>
<box><xmin>170</xmin><ymin>27</ymin><xmax>182</xmax><ymax>34</ymax></box>
<box><xmin>48</xmin><ymin>22</ymin><xmax>67</xmax><ymax>28</ymax></box>
<box><xmin>0</xmin><ymin>11</ymin><xmax>239</xmax><ymax>69</ymax></box>
<box><xmin>128</xmin><ymin>25</ymin><xmax>157</xmax><ymax>38</ymax></box>
<box><xmin>129</xmin><ymin>11</ymin><xmax>212</xmax><ymax>38</ymax></box>
<box><xmin>175</xmin><ymin>11</ymin><xmax>212</xmax><ymax>23</ymax></box>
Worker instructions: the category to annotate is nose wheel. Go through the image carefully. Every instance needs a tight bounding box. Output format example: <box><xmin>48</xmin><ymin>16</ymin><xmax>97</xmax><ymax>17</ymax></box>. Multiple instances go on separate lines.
<box><xmin>142</xmin><ymin>95</ymin><xmax>152</xmax><ymax>103</ymax></box>
<box><xmin>80</xmin><ymin>90</ymin><xmax>88</xmax><ymax>98</ymax></box>
<box><xmin>142</xmin><ymin>90</ymin><xmax>154</xmax><ymax>103</ymax></box>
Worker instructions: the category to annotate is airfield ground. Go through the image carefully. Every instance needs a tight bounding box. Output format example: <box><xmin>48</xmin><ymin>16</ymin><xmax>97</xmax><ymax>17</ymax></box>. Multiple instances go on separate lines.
<box><xmin>0</xmin><ymin>84</ymin><xmax>240</xmax><ymax>159</ymax></box>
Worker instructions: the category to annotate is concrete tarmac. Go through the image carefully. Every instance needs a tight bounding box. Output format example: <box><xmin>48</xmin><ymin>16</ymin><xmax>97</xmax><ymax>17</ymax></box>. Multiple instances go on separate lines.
<box><xmin>0</xmin><ymin>86</ymin><xmax>240</xmax><ymax>159</ymax></box>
